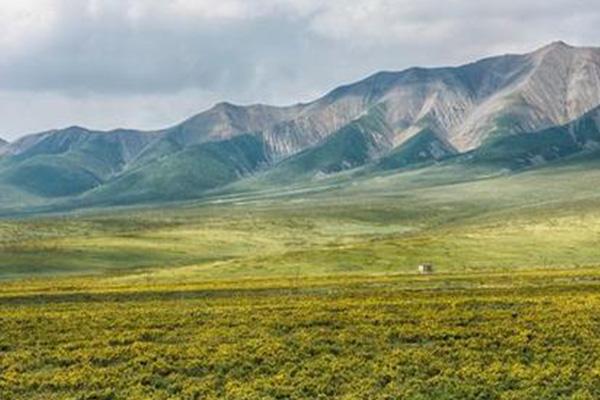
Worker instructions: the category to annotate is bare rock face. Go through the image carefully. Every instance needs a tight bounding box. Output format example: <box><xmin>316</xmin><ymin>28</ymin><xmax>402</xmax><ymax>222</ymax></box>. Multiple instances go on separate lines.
<box><xmin>273</xmin><ymin>41</ymin><xmax>600</xmax><ymax>156</ymax></box>
<box><xmin>453</xmin><ymin>42</ymin><xmax>600</xmax><ymax>150</ymax></box>
<box><xmin>288</xmin><ymin>41</ymin><xmax>600</xmax><ymax>154</ymax></box>
<box><xmin>170</xmin><ymin>102</ymin><xmax>302</xmax><ymax>146</ymax></box>
<box><xmin>165</xmin><ymin>41</ymin><xmax>600</xmax><ymax>159</ymax></box>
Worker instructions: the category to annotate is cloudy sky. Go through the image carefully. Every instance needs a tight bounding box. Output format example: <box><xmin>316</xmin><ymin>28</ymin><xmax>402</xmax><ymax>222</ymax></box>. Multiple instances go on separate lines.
<box><xmin>1</xmin><ymin>0</ymin><xmax>599</xmax><ymax>141</ymax></box>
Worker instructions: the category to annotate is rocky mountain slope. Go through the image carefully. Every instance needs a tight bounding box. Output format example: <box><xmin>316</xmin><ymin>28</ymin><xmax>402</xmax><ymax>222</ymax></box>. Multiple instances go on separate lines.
<box><xmin>2</xmin><ymin>41</ymin><xmax>600</xmax><ymax>211</ymax></box>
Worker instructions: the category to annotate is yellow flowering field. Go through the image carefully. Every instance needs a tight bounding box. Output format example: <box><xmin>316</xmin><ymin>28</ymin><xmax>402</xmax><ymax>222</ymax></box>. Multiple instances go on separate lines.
<box><xmin>2</xmin><ymin>270</ymin><xmax>600</xmax><ymax>399</ymax></box>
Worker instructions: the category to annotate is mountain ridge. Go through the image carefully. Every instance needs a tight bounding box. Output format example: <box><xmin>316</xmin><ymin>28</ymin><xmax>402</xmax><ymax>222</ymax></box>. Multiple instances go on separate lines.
<box><xmin>2</xmin><ymin>41</ymin><xmax>600</xmax><ymax>213</ymax></box>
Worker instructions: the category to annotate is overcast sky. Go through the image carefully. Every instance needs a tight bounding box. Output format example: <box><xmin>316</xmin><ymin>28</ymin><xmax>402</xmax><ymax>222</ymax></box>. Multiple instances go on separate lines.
<box><xmin>1</xmin><ymin>0</ymin><xmax>599</xmax><ymax>141</ymax></box>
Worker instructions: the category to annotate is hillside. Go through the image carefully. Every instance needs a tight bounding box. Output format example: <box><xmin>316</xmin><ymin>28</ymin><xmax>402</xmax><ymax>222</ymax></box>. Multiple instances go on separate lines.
<box><xmin>469</xmin><ymin>105</ymin><xmax>600</xmax><ymax>168</ymax></box>
<box><xmin>2</xmin><ymin>149</ymin><xmax>600</xmax><ymax>279</ymax></box>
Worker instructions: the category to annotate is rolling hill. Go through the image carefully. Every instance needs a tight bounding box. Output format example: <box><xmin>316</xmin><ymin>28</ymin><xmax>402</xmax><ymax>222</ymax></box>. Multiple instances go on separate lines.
<box><xmin>2</xmin><ymin>41</ymin><xmax>600</xmax><ymax>213</ymax></box>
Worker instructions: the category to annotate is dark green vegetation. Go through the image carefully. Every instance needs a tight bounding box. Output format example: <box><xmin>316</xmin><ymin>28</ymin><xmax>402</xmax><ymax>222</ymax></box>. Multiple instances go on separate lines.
<box><xmin>472</xmin><ymin>106</ymin><xmax>600</xmax><ymax>169</ymax></box>
<box><xmin>0</xmin><ymin>128</ymin><xmax>270</xmax><ymax>209</ymax></box>
<box><xmin>82</xmin><ymin>134</ymin><xmax>270</xmax><ymax>205</ymax></box>
<box><xmin>376</xmin><ymin>128</ymin><xmax>457</xmax><ymax>170</ymax></box>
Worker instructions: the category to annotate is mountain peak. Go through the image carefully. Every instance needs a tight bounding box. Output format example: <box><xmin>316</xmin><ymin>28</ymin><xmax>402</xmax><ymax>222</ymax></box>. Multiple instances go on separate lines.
<box><xmin>548</xmin><ymin>40</ymin><xmax>572</xmax><ymax>48</ymax></box>
<box><xmin>212</xmin><ymin>101</ymin><xmax>241</xmax><ymax>111</ymax></box>
<box><xmin>63</xmin><ymin>125</ymin><xmax>89</xmax><ymax>133</ymax></box>
<box><xmin>535</xmin><ymin>40</ymin><xmax>575</xmax><ymax>54</ymax></box>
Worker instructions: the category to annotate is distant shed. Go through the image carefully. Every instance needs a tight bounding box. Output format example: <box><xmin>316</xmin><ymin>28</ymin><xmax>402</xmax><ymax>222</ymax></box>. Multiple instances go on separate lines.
<box><xmin>418</xmin><ymin>264</ymin><xmax>434</xmax><ymax>274</ymax></box>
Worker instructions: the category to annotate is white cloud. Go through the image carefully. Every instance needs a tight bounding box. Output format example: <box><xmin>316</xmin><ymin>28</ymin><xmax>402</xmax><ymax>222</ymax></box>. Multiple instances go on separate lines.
<box><xmin>0</xmin><ymin>0</ymin><xmax>58</xmax><ymax>54</ymax></box>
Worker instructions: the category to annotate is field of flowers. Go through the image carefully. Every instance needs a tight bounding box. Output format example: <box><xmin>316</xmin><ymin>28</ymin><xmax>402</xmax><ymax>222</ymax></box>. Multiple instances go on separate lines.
<box><xmin>2</xmin><ymin>269</ymin><xmax>600</xmax><ymax>399</ymax></box>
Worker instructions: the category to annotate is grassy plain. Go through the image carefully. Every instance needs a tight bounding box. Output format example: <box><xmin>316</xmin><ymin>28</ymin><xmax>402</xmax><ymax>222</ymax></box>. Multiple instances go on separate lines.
<box><xmin>3</xmin><ymin>158</ymin><xmax>600</xmax><ymax>398</ymax></box>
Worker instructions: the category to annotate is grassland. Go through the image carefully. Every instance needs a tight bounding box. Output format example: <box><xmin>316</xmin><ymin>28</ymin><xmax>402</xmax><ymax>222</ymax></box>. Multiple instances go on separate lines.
<box><xmin>3</xmin><ymin>158</ymin><xmax>600</xmax><ymax>398</ymax></box>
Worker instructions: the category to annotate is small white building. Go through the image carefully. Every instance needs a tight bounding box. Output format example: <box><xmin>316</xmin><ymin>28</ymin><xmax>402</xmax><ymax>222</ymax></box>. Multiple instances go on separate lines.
<box><xmin>418</xmin><ymin>264</ymin><xmax>434</xmax><ymax>274</ymax></box>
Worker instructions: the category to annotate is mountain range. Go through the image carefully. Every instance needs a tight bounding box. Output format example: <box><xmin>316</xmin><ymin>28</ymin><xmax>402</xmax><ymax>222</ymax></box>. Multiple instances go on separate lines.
<box><xmin>2</xmin><ymin>41</ymin><xmax>600</xmax><ymax>213</ymax></box>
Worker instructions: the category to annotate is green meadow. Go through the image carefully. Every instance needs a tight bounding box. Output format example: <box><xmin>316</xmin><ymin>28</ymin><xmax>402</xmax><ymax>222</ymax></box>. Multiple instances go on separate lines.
<box><xmin>2</xmin><ymin>158</ymin><xmax>600</xmax><ymax>281</ymax></box>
